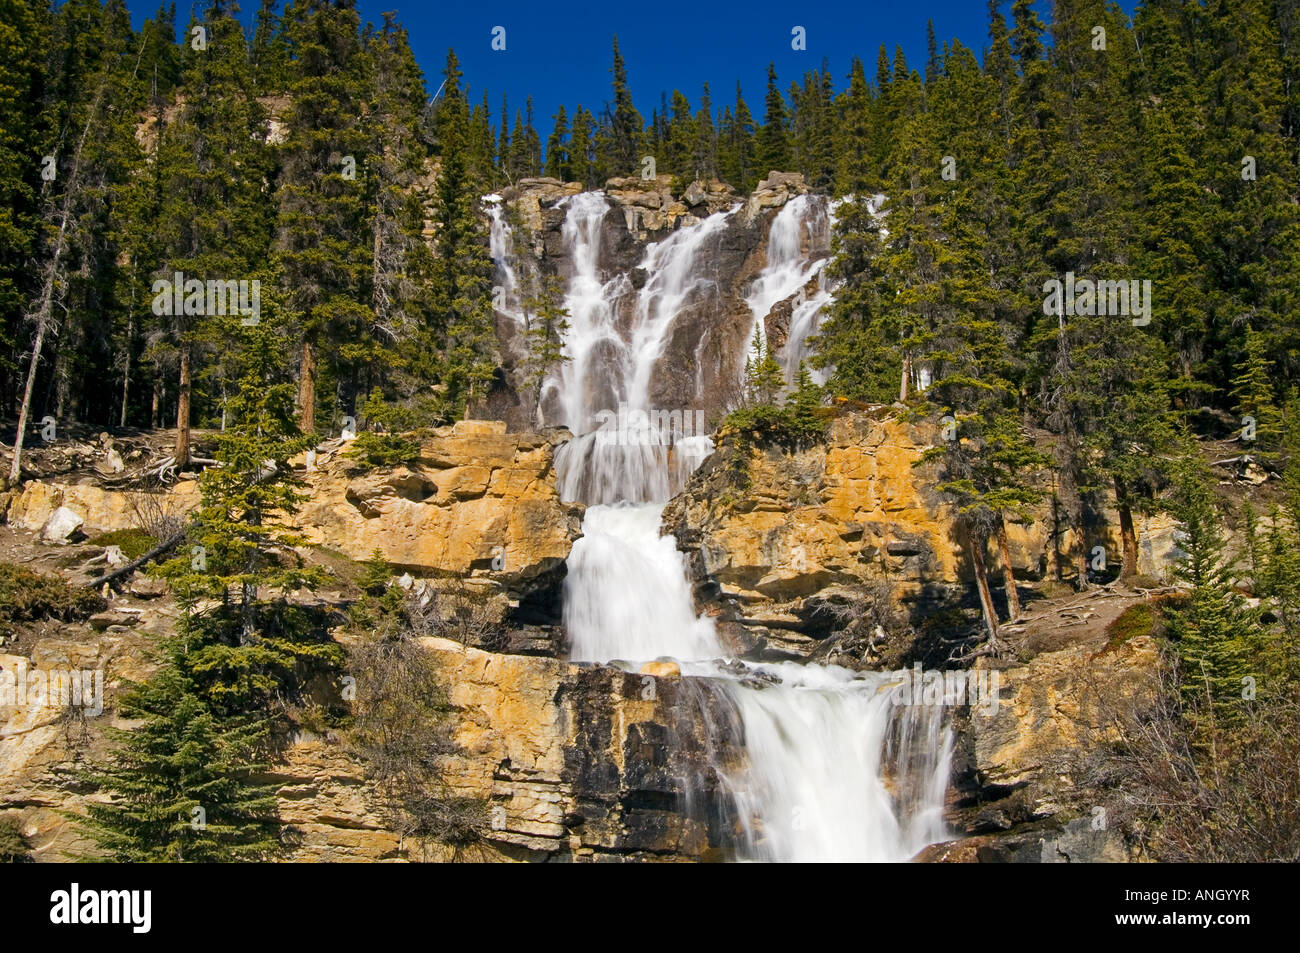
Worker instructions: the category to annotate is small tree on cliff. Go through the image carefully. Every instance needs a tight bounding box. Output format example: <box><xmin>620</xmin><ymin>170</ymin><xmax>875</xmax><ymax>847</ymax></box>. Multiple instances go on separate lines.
<box><xmin>519</xmin><ymin>273</ymin><xmax>570</xmax><ymax>428</ymax></box>
<box><xmin>1166</xmin><ymin>452</ymin><xmax>1259</xmax><ymax>733</ymax></box>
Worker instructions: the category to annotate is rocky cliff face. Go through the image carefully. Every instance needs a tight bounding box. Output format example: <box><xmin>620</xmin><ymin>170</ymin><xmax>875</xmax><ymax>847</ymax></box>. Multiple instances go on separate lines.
<box><xmin>2</xmin><ymin>406</ymin><xmax>1184</xmax><ymax>863</ymax></box>
<box><xmin>0</xmin><ymin>624</ymin><xmax>741</xmax><ymax>862</ymax></box>
<box><xmin>664</xmin><ymin>409</ymin><xmax>1182</xmax><ymax>665</ymax></box>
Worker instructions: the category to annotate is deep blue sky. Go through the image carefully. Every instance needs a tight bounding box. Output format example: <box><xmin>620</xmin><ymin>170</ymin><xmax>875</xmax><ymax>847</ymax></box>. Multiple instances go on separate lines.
<box><xmin>130</xmin><ymin>1</ymin><xmax>1136</xmax><ymax>134</ymax></box>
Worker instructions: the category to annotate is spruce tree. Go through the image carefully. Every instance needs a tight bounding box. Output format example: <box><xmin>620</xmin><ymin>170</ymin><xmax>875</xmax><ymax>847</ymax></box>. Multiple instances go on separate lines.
<box><xmin>605</xmin><ymin>37</ymin><xmax>643</xmax><ymax>178</ymax></box>
<box><xmin>1166</xmin><ymin>453</ymin><xmax>1258</xmax><ymax>729</ymax></box>
<box><xmin>422</xmin><ymin>49</ymin><xmax>498</xmax><ymax>419</ymax></box>
<box><xmin>569</xmin><ymin>106</ymin><xmax>594</xmax><ymax>186</ymax></box>
<box><xmin>77</xmin><ymin>644</ymin><xmax>283</xmax><ymax>862</ymax></box>
<box><xmin>544</xmin><ymin>105</ymin><xmax>569</xmax><ymax>180</ymax></box>
<box><xmin>520</xmin><ymin>273</ymin><xmax>570</xmax><ymax>427</ymax></box>
<box><xmin>273</xmin><ymin>0</ymin><xmax>372</xmax><ymax>434</ymax></box>
<box><xmin>756</xmin><ymin>63</ymin><xmax>789</xmax><ymax>176</ymax></box>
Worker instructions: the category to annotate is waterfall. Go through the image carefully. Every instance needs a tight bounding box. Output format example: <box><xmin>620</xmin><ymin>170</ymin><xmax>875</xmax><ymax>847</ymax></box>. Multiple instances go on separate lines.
<box><xmin>744</xmin><ymin>194</ymin><xmax>836</xmax><ymax>387</ymax></box>
<box><xmin>549</xmin><ymin>193</ymin><xmax>728</xmax><ymax>504</ymax></box>
<box><xmin>684</xmin><ymin>660</ymin><xmax>954</xmax><ymax>862</ymax></box>
<box><xmin>486</xmin><ymin>197</ymin><xmax>527</xmax><ymax>330</ymax></box>
<box><xmin>528</xmin><ymin>189</ymin><xmax>950</xmax><ymax>862</ymax></box>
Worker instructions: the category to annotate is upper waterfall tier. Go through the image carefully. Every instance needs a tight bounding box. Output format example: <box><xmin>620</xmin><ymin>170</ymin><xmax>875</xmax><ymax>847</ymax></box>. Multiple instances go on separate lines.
<box><xmin>488</xmin><ymin>175</ymin><xmax>838</xmax><ymax>504</ymax></box>
<box><xmin>488</xmin><ymin>176</ymin><xmax>836</xmax><ymax>449</ymax></box>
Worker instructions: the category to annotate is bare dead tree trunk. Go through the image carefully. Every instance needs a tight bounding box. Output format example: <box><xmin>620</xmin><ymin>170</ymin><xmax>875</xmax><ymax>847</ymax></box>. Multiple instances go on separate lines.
<box><xmin>9</xmin><ymin>86</ymin><xmax>103</xmax><ymax>485</ymax></box>
<box><xmin>899</xmin><ymin>353</ymin><xmax>911</xmax><ymax>403</ymax></box>
<box><xmin>119</xmin><ymin>298</ymin><xmax>135</xmax><ymax>428</ymax></box>
<box><xmin>996</xmin><ymin>516</ymin><xmax>1021</xmax><ymax>621</ymax></box>
<box><xmin>970</xmin><ymin>525</ymin><xmax>1001</xmax><ymax>648</ymax></box>
<box><xmin>1075</xmin><ymin>516</ymin><xmax>1092</xmax><ymax>591</ymax></box>
<box><xmin>174</xmin><ymin>344</ymin><xmax>191</xmax><ymax>467</ymax></box>
<box><xmin>1115</xmin><ymin>475</ymin><xmax>1139</xmax><ymax>581</ymax></box>
<box><xmin>299</xmin><ymin>336</ymin><xmax>316</xmax><ymax>433</ymax></box>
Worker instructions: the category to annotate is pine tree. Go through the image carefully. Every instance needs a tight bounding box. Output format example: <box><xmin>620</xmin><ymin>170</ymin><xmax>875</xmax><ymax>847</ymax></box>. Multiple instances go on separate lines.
<box><xmin>544</xmin><ymin>105</ymin><xmax>569</xmax><ymax>180</ymax></box>
<box><xmin>835</xmin><ymin>58</ymin><xmax>874</xmax><ymax>196</ymax></box>
<box><xmin>1230</xmin><ymin>327</ymin><xmax>1284</xmax><ymax>455</ymax></box>
<box><xmin>273</xmin><ymin>0</ymin><xmax>372</xmax><ymax>434</ymax></box>
<box><xmin>692</xmin><ymin>83</ymin><xmax>717</xmax><ymax>181</ymax></box>
<box><xmin>77</xmin><ymin>643</ymin><xmax>283</xmax><ymax>862</ymax></box>
<box><xmin>159</xmin><ymin>318</ymin><xmax>339</xmax><ymax>709</ymax></box>
<box><xmin>364</xmin><ymin>12</ymin><xmax>432</xmax><ymax>409</ymax></box>
<box><xmin>569</xmin><ymin>105</ymin><xmax>594</xmax><ymax>186</ymax></box>
<box><xmin>742</xmin><ymin>326</ymin><xmax>783</xmax><ymax>407</ymax></box>
<box><xmin>250</xmin><ymin>0</ymin><xmax>288</xmax><ymax>92</ymax></box>
<box><xmin>0</xmin><ymin>0</ymin><xmax>46</xmax><ymax>403</ymax></box>
<box><xmin>520</xmin><ymin>273</ymin><xmax>570</xmax><ymax>427</ymax></box>
<box><xmin>756</xmin><ymin>63</ymin><xmax>789</xmax><ymax>176</ymax></box>
<box><xmin>605</xmin><ymin>36</ymin><xmax>643</xmax><ymax>178</ymax></box>
<box><xmin>422</xmin><ymin>49</ymin><xmax>498</xmax><ymax>419</ymax></box>
<box><xmin>152</xmin><ymin>2</ymin><xmax>274</xmax><ymax>466</ymax></box>
<box><xmin>1166</xmin><ymin>453</ymin><xmax>1258</xmax><ymax>728</ymax></box>
<box><xmin>718</xmin><ymin>83</ymin><xmax>757</xmax><ymax>191</ymax></box>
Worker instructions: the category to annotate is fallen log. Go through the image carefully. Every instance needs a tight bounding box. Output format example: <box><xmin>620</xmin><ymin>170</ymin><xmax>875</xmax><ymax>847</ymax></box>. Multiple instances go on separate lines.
<box><xmin>83</xmin><ymin>530</ymin><xmax>186</xmax><ymax>589</ymax></box>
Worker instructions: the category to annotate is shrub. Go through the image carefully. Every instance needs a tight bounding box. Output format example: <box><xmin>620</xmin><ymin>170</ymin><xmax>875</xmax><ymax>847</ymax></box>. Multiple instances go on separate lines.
<box><xmin>0</xmin><ymin>562</ymin><xmax>104</xmax><ymax>638</ymax></box>
<box><xmin>88</xmin><ymin>528</ymin><xmax>159</xmax><ymax>560</ymax></box>
<box><xmin>0</xmin><ymin>817</ymin><xmax>29</xmax><ymax>863</ymax></box>
<box><xmin>345</xmin><ymin>431</ymin><xmax>422</xmax><ymax>469</ymax></box>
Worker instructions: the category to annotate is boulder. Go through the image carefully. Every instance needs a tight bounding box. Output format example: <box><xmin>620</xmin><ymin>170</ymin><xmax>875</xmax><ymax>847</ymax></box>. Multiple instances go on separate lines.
<box><xmin>40</xmin><ymin>507</ymin><xmax>84</xmax><ymax>544</ymax></box>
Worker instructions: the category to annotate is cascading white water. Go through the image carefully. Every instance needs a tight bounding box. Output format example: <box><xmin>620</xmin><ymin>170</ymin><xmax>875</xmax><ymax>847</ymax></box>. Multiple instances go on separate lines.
<box><xmin>486</xmin><ymin>197</ymin><xmax>527</xmax><ymax>330</ymax></box>
<box><xmin>744</xmin><ymin>194</ymin><xmax>836</xmax><ymax>387</ymax></box>
<box><xmin>679</xmin><ymin>660</ymin><xmax>954</xmax><ymax>862</ymax></box>
<box><xmin>565</xmin><ymin>502</ymin><xmax>722</xmax><ymax>663</ymax></box>
<box><xmin>550</xmin><ymin>194</ymin><xmax>727</xmax><ymax>504</ymax></box>
<box><xmin>532</xmin><ymin>190</ymin><xmax>950</xmax><ymax>862</ymax></box>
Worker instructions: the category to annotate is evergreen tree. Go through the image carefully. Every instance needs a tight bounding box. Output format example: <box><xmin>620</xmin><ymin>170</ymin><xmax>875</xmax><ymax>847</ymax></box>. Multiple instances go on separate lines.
<box><xmin>159</xmin><ymin>318</ymin><xmax>338</xmax><ymax>708</ymax></box>
<box><xmin>569</xmin><ymin>106</ymin><xmax>595</xmax><ymax>187</ymax></box>
<box><xmin>692</xmin><ymin>83</ymin><xmax>717</xmax><ymax>181</ymax></box>
<box><xmin>153</xmin><ymin>2</ymin><xmax>273</xmax><ymax>466</ymax></box>
<box><xmin>604</xmin><ymin>36</ymin><xmax>643</xmax><ymax>178</ymax></box>
<box><xmin>756</xmin><ymin>63</ymin><xmax>789</xmax><ymax>176</ymax></box>
<box><xmin>835</xmin><ymin>57</ymin><xmax>873</xmax><ymax>196</ymax></box>
<box><xmin>520</xmin><ymin>273</ymin><xmax>570</xmax><ymax>427</ymax></box>
<box><xmin>421</xmin><ymin>49</ymin><xmax>498</xmax><ymax>419</ymax></box>
<box><xmin>273</xmin><ymin>0</ymin><xmax>372</xmax><ymax>434</ymax></box>
<box><xmin>741</xmin><ymin>326</ymin><xmax>783</xmax><ymax>407</ymax></box>
<box><xmin>544</xmin><ymin>105</ymin><xmax>569</xmax><ymax>180</ymax></box>
<box><xmin>78</xmin><ymin>643</ymin><xmax>282</xmax><ymax>862</ymax></box>
<box><xmin>1166</xmin><ymin>453</ymin><xmax>1259</xmax><ymax>728</ymax></box>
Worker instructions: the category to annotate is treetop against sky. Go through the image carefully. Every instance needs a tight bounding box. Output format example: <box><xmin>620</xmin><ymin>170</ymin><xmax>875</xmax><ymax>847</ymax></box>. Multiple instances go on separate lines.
<box><xmin>126</xmin><ymin>0</ymin><xmax>1138</xmax><ymax>144</ymax></box>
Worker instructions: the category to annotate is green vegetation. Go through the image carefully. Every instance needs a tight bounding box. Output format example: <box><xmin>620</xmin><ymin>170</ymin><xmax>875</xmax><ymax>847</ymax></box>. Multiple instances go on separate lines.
<box><xmin>75</xmin><ymin>641</ymin><xmax>284</xmax><ymax>862</ymax></box>
<box><xmin>88</xmin><ymin>528</ymin><xmax>159</xmax><ymax>561</ymax></box>
<box><xmin>722</xmin><ymin>334</ymin><xmax>828</xmax><ymax>488</ymax></box>
<box><xmin>0</xmin><ymin>562</ymin><xmax>103</xmax><ymax>638</ymax></box>
<box><xmin>0</xmin><ymin>817</ymin><xmax>30</xmax><ymax>862</ymax></box>
<box><xmin>345</xmin><ymin>431</ymin><xmax>422</xmax><ymax>469</ymax></box>
<box><xmin>79</xmin><ymin>322</ymin><xmax>342</xmax><ymax>859</ymax></box>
